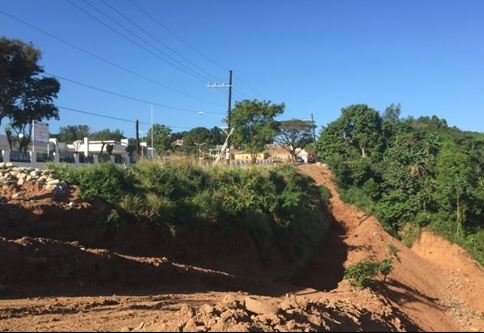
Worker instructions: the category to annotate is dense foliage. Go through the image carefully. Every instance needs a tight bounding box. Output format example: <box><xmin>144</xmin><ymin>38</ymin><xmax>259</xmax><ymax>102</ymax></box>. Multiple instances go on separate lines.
<box><xmin>53</xmin><ymin>161</ymin><xmax>329</xmax><ymax>265</ymax></box>
<box><xmin>275</xmin><ymin>119</ymin><xmax>315</xmax><ymax>161</ymax></box>
<box><xmin>1</xmin><ymin>37</ymin><xmax>60</xmax><ymax>151</ymax></box>
<box><xmin>316</xmin><ymin>104</ymin><xmax>484</xmax><ymax>265</ymax></box>
<box><xmin>231</xmin><ymin>99</ymin><xmax>285</xmax><ymax>163</ymax></box>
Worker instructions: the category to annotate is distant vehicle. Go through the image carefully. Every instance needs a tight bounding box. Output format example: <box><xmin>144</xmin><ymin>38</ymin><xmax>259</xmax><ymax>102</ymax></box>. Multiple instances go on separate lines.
<box><xmin>296</xmin><ymin>156</ymin><xmax>304</xmax><ymax>163</ymax></box>
<box><xmin>307</xmin><ymin>152</ymin><xmax>317</xmax><ymax>163</ymax></box>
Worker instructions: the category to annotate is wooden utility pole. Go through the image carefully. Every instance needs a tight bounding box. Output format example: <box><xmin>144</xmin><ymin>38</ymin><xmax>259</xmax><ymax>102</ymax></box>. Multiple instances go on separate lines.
<box><xmin>227</xmin><ymin>70</ymin><xmax>232</xmax><ymax>165</ymax></box>
<box><xmin>311</xmin><ymin>113</ymin><xmax>316</xmax><ymax>142</ymax></box>
<box><xmin>136</xmin><ymin>119</ymin><xmax>140</xmax><ymax>158</ymax></box>
<box><xmin>207</xmin><ymin>70</ymin><xmax>233</xmax><ymax>165</ymax></box>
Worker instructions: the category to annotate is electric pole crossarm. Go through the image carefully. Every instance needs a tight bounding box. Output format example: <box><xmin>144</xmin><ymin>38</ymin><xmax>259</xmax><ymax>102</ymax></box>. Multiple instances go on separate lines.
<box><xmin>207</xmin><ymin>83</ymin><xmax>232</xmax><ymax>88</ymax></box>
<box><xmin>208</xmin><ymin>70</ymin><xmax>233</xmax><ymax>165</ymax></box>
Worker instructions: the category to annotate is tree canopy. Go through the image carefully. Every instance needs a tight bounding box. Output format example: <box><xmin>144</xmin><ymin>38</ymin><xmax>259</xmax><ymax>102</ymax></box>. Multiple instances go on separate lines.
<box><xmin>148</xmin><ymin>124</ymin><xmax>172</xmax><ymax>157</ymax></box>
<box><xmin>275</xmin><ymin>119</ymin><xmax>315</xmax><ymax>161</ymax></box>
<box><xmin>57</xmin><ymin>125</ymin><xmax>90</xmax><ymax>144</ymax></box>
<box><xmin>230</xmin><ymin>99</ymin><xmax>285</xmax><ymax>163</ymax></box>
<box><xmin>0</xmin><ymin>37</ymin><xmax>60</xmax><ymax>150</ymax></box>
<box><xmin>90</xmin><ymin>128</ymin><xmax>125</xmax><ymax>142</ymax></box>
<box><xmin>316</xmin><ymin>104</ymin><xmax>484</xmax><ymax>265</ymax></box>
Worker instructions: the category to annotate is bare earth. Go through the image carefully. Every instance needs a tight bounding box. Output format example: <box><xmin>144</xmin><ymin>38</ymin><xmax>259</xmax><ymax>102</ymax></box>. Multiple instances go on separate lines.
<box><xmin>1</xmin><ymin>164</ymin><xmax>484</xmax><ymax>332</ymax></box>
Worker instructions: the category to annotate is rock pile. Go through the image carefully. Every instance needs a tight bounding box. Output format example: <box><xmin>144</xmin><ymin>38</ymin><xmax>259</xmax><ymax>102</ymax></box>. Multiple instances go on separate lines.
<box><xmin>0</xmin><ymin>162</ymin><xmax>67</xmax><ymax>193</ymax></box>
<box><xmin>132</xmin><ymin>293</ymin><xmax>407</xmax><ymax>332</ymax></box>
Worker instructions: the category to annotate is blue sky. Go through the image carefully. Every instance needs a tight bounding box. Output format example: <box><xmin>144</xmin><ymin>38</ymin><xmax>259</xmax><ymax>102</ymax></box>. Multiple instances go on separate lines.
<box><xmin>1</xmin><ymin>0</ymin><xmax>483</xmax><ymax>138</ymax></box>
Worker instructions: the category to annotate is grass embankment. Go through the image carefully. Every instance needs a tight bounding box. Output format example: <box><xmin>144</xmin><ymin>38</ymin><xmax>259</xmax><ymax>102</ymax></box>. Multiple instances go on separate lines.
<box><xmin>52</xmin><ymin>160</ymin><xmax>330</xmax><ymax>266</ymax></box>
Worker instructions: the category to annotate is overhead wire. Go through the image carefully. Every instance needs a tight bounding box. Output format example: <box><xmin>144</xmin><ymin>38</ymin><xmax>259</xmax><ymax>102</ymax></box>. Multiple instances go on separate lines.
<box><xmin>0</xmin><ymin>9</ymin><xmax>225</xmax><ymax>108</ymax></box>
<box><xmin>78</xmin><ymin>0</ymin><xmax>248</xmax><ymax>105</ymax></box>
<box><xmin>128</xmin><ymin>0</ymin><xmax>228</xmax><ymax>72</ymax></box>
<box><xmin>99</xmin><ymin>0</ymin><xmax>249</xmax><ymax>102</ymax></box>
<box><xmin>58</xmin><ymin>106</ymin><xmax>193</xmax><ymax>130</ymax></box>
<box><xmin>234</xmin><ymin>74</ymin><xmax>266</xmax><ymax>100</ymax></box>
<box><xmin>46</xmin><ymin>72</ymin><xmax>225</xmax><ymax>115</ymax></box>
<box><xmin>67</xmin><ymin>0</ymin><xmax>209</xmax><ymax>83</ymax></box>
<box><xmin>98</xmin><ymin>0</ymin><xmax>225</xmax><ymax>84</ymax></box>
<box><xmin>75</xmin><ymin>0</ymin><xmax>253</xmax><ymax>102</ymax></box>
<box><xmin>128</xmin><ymin>1</ymin><xmax>259</xmax><ymax>101</ymax></box>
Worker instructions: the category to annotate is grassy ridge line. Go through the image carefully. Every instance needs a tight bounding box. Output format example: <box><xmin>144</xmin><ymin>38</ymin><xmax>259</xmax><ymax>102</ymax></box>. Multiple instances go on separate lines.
<box><xmin>50</xmin><ymin>160</ymin><xmax>331</xmax><ymax>266</ymax></box>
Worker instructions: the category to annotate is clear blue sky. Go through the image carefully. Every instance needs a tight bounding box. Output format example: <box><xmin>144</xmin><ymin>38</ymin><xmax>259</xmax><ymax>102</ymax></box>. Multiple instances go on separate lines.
<box><xmin>1</xmin><ymin>0</ymin><xmax>483</xmax><ymax>138</ymax></box>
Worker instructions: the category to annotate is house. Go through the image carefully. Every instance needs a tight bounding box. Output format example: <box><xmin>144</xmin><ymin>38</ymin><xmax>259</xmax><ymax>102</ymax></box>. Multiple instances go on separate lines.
<box><xmin>0</xmin><ymin>135</ymin><xmax>131</xmax><ymax>167</ymax></box>
<box><xmin>232</xmin><ymin>150</ymin><xmax>270</xmax><ymax>161</ymax></box>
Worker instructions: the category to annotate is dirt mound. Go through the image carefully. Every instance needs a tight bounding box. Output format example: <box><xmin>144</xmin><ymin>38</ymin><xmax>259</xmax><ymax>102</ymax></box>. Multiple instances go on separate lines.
<box><xmin>1</xmin><ymin>163</ymin><xmax>484</xmax><ymax>332</ymax></box>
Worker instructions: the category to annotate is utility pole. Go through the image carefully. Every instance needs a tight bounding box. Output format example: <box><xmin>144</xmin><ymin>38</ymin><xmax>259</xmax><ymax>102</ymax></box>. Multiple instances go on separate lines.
<box><xmin>151</xmin><ymin>105</ymin><xmax>154</xmax><ymax>159</ymax></box>
<box><xmin>311</xmin><ymin>113</ymin><xmax>316</xmax><ymax>142</ymax></box>
<box><xmin>136</xmin><ymin>119</ymin><xmax>140</xmax><ymax>158</ymax></box>
<box><xmin>207</xmin><ymin>70</ymin><xmax>233</xmax><ymax>165</ymax></box>
<box><xmin>311</xmin><ymin>113</ymin><xmax>317</xmax><ymax>163</ymax></box>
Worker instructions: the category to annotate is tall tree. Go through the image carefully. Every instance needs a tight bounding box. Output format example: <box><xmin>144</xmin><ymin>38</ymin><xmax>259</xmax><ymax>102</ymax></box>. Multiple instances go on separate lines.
<box><xmin>181</xmin><ymin>127</ymin><xmax>211</xmax><ymax>155</ymax></box>
<box><xmin>148</xmin><ymin>124</ymin><xmax>172</xmax><ymax>157</ymax></box>
<box><xmin>57</xmin><ymin>125</ymin><xmax>90</xmax><ymax>143</ymax></box>
<box><xmin>0</xmin><ymin>37</ymin><xmax>60</xmax><ymax>147</ymax></box>
<box><xmin>382</xmin><ymin>103</ymin><xmax>401</xmax><ymax>124</ymax></box>
<box><xmin>90</xmin><ymin>128</ymin><xmax>125</xmax><ymax>142</ymax></box>
<box><xmin>208</xmin><ymin>126</ymin><xmax>225</xmax><ymax>147</ymax></box>
<box><xmin>340</xmin><ymin>104</ymin><xmax>384</xmax><ymax>158</ymax></box>
<box><xmin>230</xmin><ymin>99</ymin><xmax>285</xmax><ymax>163</ymax></box>
<box><xmin>275</xmin><ymin>119</ymin><xmax>315</xmax><ymax>161</ymax></box>
<box><xmin>435</xmin><ymin>147</ymin><xmax>476</xmax><ymax>238</ymax></box>
<box><xmin>317</xmin><ymin>104</ymin><xmax>385</xmax><ymax>186</ymax></box>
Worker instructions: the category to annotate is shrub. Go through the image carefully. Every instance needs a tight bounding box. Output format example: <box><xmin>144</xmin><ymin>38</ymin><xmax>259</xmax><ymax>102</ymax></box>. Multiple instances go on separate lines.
<box><xmin>344</xmin><ymin>257</ymin><xmax>394</xmax><ymax>288</ymax></box>
<box><xmin>53</xmin><ymin>162</ymin><xmax>133</xmax><ymax>203</ymax></box>
<box><xmin>387</xmin><ymin>243</ymin><xmax>400</xmax><ymax>258</ymax></box>
<box><xmin>53</xmin><ymin>160</ymin><xmax>330</xmax><ymax>265</ymax></box>
<box><xmin>318</xmin><ymin>185</ymin><xmax>332</xmax><ymax>203</ymax></box>
<box><xmin>340</xmin><ymin>186</ymin><xmax>376</xmax><ymax>214</ymax></box>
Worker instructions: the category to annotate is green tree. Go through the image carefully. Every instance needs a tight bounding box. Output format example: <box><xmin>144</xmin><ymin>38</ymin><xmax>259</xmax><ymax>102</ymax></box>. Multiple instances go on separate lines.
<box><xmin>435</xmin><ymin>148</ymin><xmax>475</xmax><ymax>238</ymax></box>
<box><xmin>382</xmin><ymin>103</ymin><xmax>401</xmax><ymax>124</ymax></box>
<box><xmin>317</xmin><ymin>104</ymin><xmax>384</xmax><ymax>187</ymax></box>
<box><xmin>181</xmin><ymin>127</ymin><xmax>211</xmax><ymax>155</ymax></box>
<box><xmin>149</xmin><ymin>124</ymin><xmax>172</xmax><ymax>157</ymax></box>
<box><xmin>275</xmin><ymin>119</ymin><xmax>315</xmax><ymax>162</ymax></box>
<box><xmin>125</xmin><ymin>138</ymin><xmax>138</xmax><ymax>160</ymax></box>
<box><xmin>90</xmin><ymin>128</ymin><xmax>125</xmax><ymax>142</ymax></box>
<box><xmin>0</xmin><ymin>37</ymin><xmax>60</xmax><ymax>147</ymax></box>
<box><xmin>106</xmin><ymin>144</ymin><xmax>114</xmax><ymax>156</ymax></box>
<box><xmin>344</xmin><ymin>257</ymin><xmax>393</xmax><ymax>288</ymax></box>
<box><xmin>208</xmin><ymin>126</ymin><xmax>225</xmax><ymax>147</ymax></box>
<box><xmin>57</xmin><ymin>125</ymin><xmax>90</xmax><ymax>144</ymax></box>
<box><xmin>339</xmin><ymin>104</ymin><xmax>384</xmax><ymax>158</ymax></box>
<box><xmin>230</xmin><ymin>99</ymin><xmax>285</xmax><ymax>163</ymax></box>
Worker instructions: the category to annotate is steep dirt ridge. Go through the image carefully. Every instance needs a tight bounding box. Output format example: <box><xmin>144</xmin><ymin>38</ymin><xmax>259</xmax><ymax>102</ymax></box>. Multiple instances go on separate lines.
<box><xmin>298</xmin><ymin>163</ymin><xmax>484</xmax><ymax>332</ymax></box>
<box><xmin>0</xmin><ymin>163</ymin><xmax>484</xmax><ymax>332</ymax></box>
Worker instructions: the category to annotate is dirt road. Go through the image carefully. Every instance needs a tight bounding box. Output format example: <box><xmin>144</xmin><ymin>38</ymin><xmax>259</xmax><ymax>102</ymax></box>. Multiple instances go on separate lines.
<box><xmin>1</xmin><ymin>163</ymin><xmax>484</xmax><ymax>332</ymax></box>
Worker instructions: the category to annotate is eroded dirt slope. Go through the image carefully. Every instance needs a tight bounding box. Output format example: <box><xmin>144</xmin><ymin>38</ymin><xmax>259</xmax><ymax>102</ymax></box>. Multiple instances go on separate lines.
<box><xmin>1</xmin><ymin>163</ymin><xmax>483</xmax><ymax>332</ymax></box>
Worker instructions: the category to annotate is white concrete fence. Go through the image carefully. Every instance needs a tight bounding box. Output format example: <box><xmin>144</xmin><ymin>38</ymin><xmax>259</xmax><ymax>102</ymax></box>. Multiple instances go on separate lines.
<box><xmin>0</xmin><ymin>135</ymin><xmax>131</xmax><ymax>169</ymax></box>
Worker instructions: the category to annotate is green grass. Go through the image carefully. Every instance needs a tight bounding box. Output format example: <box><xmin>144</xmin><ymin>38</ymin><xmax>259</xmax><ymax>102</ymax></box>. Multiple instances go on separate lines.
<box><xmin>51</xmin><ymin>160</ymin><xmax>330</xmax><ymax>266</ymax></box>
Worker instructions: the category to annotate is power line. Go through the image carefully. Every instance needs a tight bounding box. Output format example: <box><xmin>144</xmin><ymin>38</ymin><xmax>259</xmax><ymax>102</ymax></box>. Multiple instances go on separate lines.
<box><xmin>58</xmin><ymin>106</ymin><xmax>192</xmax><ymax>130</ymax></box>
<box><xmin>58</xmin><ymin>106</ymin><xmax>143</xmax><ymax>124</ymax></box>
<box><xmin>47</xmin><ymin>72</ymin><xmax>225</xmax><ymax>115</ymax></box>
<box><xmin>234</xmin><ymin>74</ymin><xmax>266</xmax><ymax>100</ymax></box>
<box><xmin>67</xmin><ymin>0</ymin><xmax>209</xmax><ymax>83</ymax></box>
<box><xmin>72</xmin><ymin>1</ymin><xmax>250</xmax><ymax>102</ymax></box>
<box><xmin>127</xmin><ymin>1</ymin><xmax>256</xmax><ymax>100</ymax></box>
<box><xmin>128</xmin><ymin>0</ymin><xmax>228</xmax><ymax>72</ymax></box>
<box><xmin>99</xmin><ymin>0</ymin><xmax>224</xmax><ymax>84</ymax></box>
<box><xmin>0</xmin><ymin>9</ymin><xmax>224</xmax><ymax>108</ymax></box>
